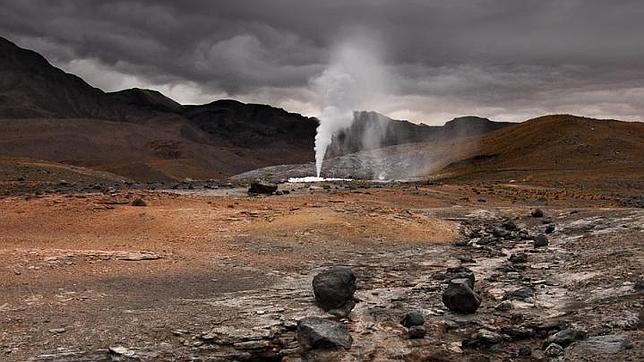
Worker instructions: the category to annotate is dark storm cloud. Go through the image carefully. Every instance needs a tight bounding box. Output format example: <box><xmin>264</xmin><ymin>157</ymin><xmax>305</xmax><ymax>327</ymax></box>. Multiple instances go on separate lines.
<box><xmin>1</xmin><ymin>0</ymin><xmax>643</xmax><ymax>122</ymax></box>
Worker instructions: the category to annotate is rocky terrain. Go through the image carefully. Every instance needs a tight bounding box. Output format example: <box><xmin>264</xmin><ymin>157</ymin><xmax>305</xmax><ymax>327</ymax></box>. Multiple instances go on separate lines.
<box><xmin>1</xmin><ymin>180</ymin><xmax>642</xmax><ymax>361</ymax></box>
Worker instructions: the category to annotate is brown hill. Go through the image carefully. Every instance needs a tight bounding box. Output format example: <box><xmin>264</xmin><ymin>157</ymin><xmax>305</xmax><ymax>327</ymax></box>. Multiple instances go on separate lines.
<box><xmin>235</xmin><ymin>115</ymin><xmax>644</xmax><ymax>188</ymax></box>
<box><xmin>438</xmin><ymin>115</ymin><xmax>644</xmax><ymax>178</ymax></box>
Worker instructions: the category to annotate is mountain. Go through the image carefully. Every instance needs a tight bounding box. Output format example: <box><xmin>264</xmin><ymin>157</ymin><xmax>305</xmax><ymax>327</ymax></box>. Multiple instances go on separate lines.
<box><xmin>0</xmin><ymin>35</ymin><xmax>512</xmax><ymax>181</ymax></box>
<box><xmin>234</xmin><ymin>115</ymin><xmax>644</xmax><ymax>183</ymax></box>
<box><xmin>107</xmin><ymin>88</ymin><xmax>182</xmax><ymax>113</ymax></box>
<box><xmin>0</xmin><ymin>37</ymin><xmax>156</xmax><ymax>121</ymax></box>
<box><xmin>326</xmin><ymin>112</ymin><xmax>511</xmax><ymax>157</ymax></box>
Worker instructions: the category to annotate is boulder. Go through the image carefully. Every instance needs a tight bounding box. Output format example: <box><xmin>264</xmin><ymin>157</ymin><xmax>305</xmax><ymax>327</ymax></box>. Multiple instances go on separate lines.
<box><xmin>401</xmin><ymin>310</ymin><xmax>425</xmax><ymax>327</ymax></box>
<box><xmin>442</xmin><ymin>278</ymin><xmax>481</xmax><ymax>314</ymax></box>
<box><xmin>312</xmin><ymin>267</ymin><xmax>357</xmax><ymax>312</ymax></box>
<box><xmin>297</xmin><ymin>317</ymin><xmax>353</xmax><ymax>350</ymax></box>
<box><xmin>248</xmin><ymin>181</ymin><xmax>278</xmax><ymax>195</ymax></box>
<box><xmin>533</xmin><ymin>234</ymin><xmax>549</xmax><ymax>247</ymax></box>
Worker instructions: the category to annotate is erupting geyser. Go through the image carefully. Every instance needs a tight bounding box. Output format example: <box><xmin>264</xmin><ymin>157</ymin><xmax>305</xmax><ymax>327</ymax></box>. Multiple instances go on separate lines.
<box><xmin>312</xmin><ymin>35</ymin><xmax>389</xmax><ymax>178</ymax></box>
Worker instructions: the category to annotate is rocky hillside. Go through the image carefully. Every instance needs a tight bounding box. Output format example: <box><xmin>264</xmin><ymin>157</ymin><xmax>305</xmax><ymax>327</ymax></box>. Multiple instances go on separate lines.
<box><xmin>235</xmin><ymin>115</ymin><xmax>644</xmax><ymax>184</ymax></box>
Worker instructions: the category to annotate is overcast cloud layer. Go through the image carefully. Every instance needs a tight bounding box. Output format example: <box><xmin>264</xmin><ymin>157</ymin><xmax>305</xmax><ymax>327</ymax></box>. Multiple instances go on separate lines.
<box><xmin>1</xmin><ymin>0</ymin><xmax>643</xmax><ymax>124</ymax></box>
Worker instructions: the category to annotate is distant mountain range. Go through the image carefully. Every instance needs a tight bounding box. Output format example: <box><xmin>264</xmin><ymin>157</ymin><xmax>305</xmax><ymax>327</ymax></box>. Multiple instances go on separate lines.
<box><xmin>10</xmin><ymin>35</ymin><xmax>633</xmax><ymax>183</ymax></box>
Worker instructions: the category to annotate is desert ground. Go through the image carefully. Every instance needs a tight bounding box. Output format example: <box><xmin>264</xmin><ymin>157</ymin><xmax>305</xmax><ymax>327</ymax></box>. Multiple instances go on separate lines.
<box><xmin>1</xmin><ymin>178</ymin><xmax>642</xmax><ymax>361</ymax></box>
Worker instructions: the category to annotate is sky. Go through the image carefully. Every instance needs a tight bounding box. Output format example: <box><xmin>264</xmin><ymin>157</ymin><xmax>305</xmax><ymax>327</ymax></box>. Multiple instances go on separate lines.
<box><xmin>1</xmin><ymin>0</ymin><xmax>643</xmax><ymax>124</ymax></box>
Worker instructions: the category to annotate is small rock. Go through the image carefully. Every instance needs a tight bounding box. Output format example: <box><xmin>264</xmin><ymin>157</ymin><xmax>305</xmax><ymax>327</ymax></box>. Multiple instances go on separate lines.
<box><xmin>544</xmin><ymin>343</ymin><xmax>564</xmax><ymax>357</ymax></box>
<box><xmin>533</xmin><ymin>234</ymin><xmax>549</xmax><ymax>248</ymax></box>
<box><xmin>297</xmin><ymin>317</ymin><xmax>353</xmax><ymax>351</ymax></box>
<box><xmin>495</xmin><ymin>300</ymin><xmax>513</xmax><ymax>312</ymax></box>
<box><xmin>502</xmin><ymin>220</ymin><xmax>518</xmax><ymax>231</ymax></box>
<box><xmin>131</xmin><ymin>198</ymin><xmax>146</xmax><ymax>207</ymax></box>
<box><xmin>531</xmin><ymin>208</ymin><xmax>544</xmax><ymax>218</ymax></box>
<box><xmin>505</xmin><ymin>286</ymin><xmax>535</xmax><ymax>301</ymax></box>
<box><xmin>408</xmin><ymin>325</ymin><xmax>426</xmax><ymax>339</ymax></box>
<box><xmin>492</xmin><ymin>227</ymin><xmax>510</xmax><ymax>238</ymax></box>
<box><xmin>518</xmin><ymin>346</ymin><xmax>532</xmax><ymax>356</ymax></box>
<box><xmin>442</xmin><ymin>278</ymin><xmax>481</xmax><ymax>314</ymax></box>
<box><xmin>509</xmin><ymin>253</ymin><xmax>528</xmax><ymax>264</ymax></box>
<box><xmin>545</xmin><ymin>224</ymin><xmax>556</xmax><ymax>234</ymax></box>
<box><xmin>401</xmin><ymin>310</ymin><xmax>425</xmax><ymax>327</ymax></box>
<box><xmin>248</xmin><ymin>181</ymin><xmax>278</xmax><ymax>195</ymax></box>
<box><xmin>444</xmin><ymin>266</ymin><xmax>476</xmax><ymax>289</ymax></box>
<box><xmin>48</xmin><ymin>328</ymin><xmax>66</xmax><ymax>334</ymax></box>
<box><xmin>312</xmin><ymin>266</ymin><xmax>357</xmax><ymax>313</ymax></box>
<box><xmin>463</xmin><ymin>329</ymin><xmax>503</xmax><ymax>347</ymax></box>
<box><xmin>544</xmin><ymin>328</ymin><xmax>587</xmax><ymax>348</ymax></box>
<box><xmin>500</xmin><ymin>326</ymin><xmax>535</xmax><ymax>340</ymax></box>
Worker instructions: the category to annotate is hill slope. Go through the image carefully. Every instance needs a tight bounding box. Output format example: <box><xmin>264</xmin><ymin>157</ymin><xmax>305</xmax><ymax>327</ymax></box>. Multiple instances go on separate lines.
<box><xmin>235</xmin><ymin>115</ymin><xmax>644</xmax><ymax>184</ymax></box>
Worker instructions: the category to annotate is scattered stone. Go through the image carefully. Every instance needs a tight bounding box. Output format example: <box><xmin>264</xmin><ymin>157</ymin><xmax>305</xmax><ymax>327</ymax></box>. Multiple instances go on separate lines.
<box><xmin>248</xmin><ymin>181</ymin><xmax>278</xmax><ymax>195</ymax></box>
<box><xmin>312</xmin><ymin>266</ymin><xmax>357</xmax><ymax>313</ymax></box>
<box><xmin>296</xmin><ymin>317</ymin><xmax>353</xmax><ymax>351</ymax></box>
<box><xmin>531</xmin><ymin>208</ymin><xmax>544</xmax><ymax>218</ymax></box>
<box><xmin>444</xmin><ymin>266</ymin><xmax>476</xmax><ymax>289</ymax></box>
<box><xmin>442</xmin><ymin>278</ymin><xmax>481</xmax><ymax>314</ymax></box>
<box><xmin>502</xmin><ymin>220</ymin><xmax>518</xmax><ymax>231</ymax></box>
<box><xmin>500</xmin><ymin>326</ymin><xmax>535</xmax><ymax>340</ymax></box>
<box><xmin>505</xmin><ymin>286</ymin><xmax>535</xmax><ymax>301</ymax></box>
<box><xmin>518</xmin><ymin>346</ymin><xmax>532</xmax><ymax>356</ymax></box>
<box><xmin>544</xmin><ymin>328</ymin><xmax>587</xmax><ymax>348</ymax></box>
<box><xmin>509</xmin><ymin>253</ymin><xmax>528</xmax><ymax>264</ymax></box>
<box><xmin>544</xmin><ymin>343</ymin><xmax>564</xmax><ymax>357</ymax></box>
<box><xmin>462</xmin><ymin>329</ymin><xmax>503</xmax><ymax>347</ymax></box>
<box><xmin>48</xmin><ymin>328</ymin><xmax>66</xmax><ymax>334</ymax></box>
<box><xmin>407</xmin><ymin>326</ymin><xmax>426</xmax><ymax>339</ymax></box>
<box><xmin>130</xmin><ymin>198</ymin><xmax>146</xmax><ymax>207</ymax></box>
<box><xmin>495</xmin><ymin>300</ymin><xmax>513</xmax><ymax>312</ymax></box>
<box><xmin>401</xmin><ymin>310</ymin><xmax>425</xmax><ymax>328</ymax></box>
<box><xmin>545</xmin><ymin>224</ymin><xmax>556</xmax><ymax>234</ymax></box>
<box><xmin>492</xmin><ymin>227</ymin><xmax>510</xmax><ymax>238</ymax></box>
<box><xmin>533</xmin><ymin>234</ymin><xmax>549</xmax><ymax>248</ymax></box>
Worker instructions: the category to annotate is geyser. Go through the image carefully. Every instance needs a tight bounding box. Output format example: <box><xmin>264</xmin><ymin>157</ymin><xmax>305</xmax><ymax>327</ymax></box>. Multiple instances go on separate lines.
<box><xmin>312</xmin><ymin>36</ymin><xmax>388</xmax><ymax>177</ymax></box>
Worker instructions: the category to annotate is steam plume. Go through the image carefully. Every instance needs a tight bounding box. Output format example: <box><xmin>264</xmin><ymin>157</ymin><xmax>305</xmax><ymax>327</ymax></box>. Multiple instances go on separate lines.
<box><xmin>313</xmin><ymin>35</ymin><xmax>388</xmax><ymax>177</ymax></box>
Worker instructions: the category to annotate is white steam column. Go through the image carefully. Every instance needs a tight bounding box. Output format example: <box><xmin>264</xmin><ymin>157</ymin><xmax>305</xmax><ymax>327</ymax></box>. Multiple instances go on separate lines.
<box><xmin>311</xmin><ymin>35</ymin><xmax>388</xmax><ymax>178</ymax></box>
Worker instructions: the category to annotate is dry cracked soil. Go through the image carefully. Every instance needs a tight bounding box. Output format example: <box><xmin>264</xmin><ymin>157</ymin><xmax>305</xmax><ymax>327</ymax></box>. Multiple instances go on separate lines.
<box><xmin>0</xmin><ymin>181</ymin><xmax>642</xmax><ymax>361</ymax></box>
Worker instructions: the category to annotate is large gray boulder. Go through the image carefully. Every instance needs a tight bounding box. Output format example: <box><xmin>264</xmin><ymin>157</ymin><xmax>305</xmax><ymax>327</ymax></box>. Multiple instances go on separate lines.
<box><xmin>442</xmin><ymin>278</ymin><xmax>481</xmax><ymax>314</ymax></box>
<box><xmin>312</xmin><ymin>267</ymin><xmax>357</xmax><ymax>312</ymax></box>
<box><xmin>297</xmin><ymin>317</ymin><xmax>353</xmax><ymax>350</ymax></box>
